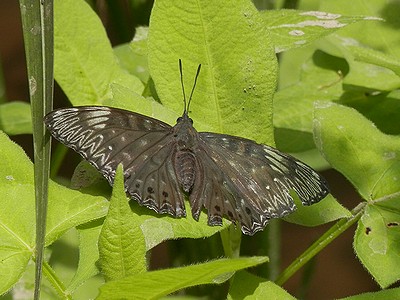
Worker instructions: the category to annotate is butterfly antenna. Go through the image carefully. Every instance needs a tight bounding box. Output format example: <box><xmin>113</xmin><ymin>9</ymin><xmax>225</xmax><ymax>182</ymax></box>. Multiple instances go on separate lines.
<box><xmin>179</xmin><ymin>59</ymin><xmax>188</xmax><ymax>114</ymax></box>
<box><xmin>187</xmin><ymin>63</ymin><xmax>201</xmax><ymax>114</ymax></box>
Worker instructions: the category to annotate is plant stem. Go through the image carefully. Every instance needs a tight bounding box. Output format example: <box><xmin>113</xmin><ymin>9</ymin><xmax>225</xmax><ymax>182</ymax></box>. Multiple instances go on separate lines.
<box><xmin>50</xmin><ymin>143</ymin><xmax>69</xmax><ymax>178</ymax></box>
<box><xmin>220</xmin><ymin>225</ymin><xmax>241</xmax><ymax>258</ymax></box>
<box><xmin>19</xmin><ymin>0</ymin><xmax>54</xmax><ymax>298</ymax></box>
<box><xmin>266</xmin><ymin>219</ymin><xmax>281</xmax><ymax>281</ymax></box>
<box><xmin>275</xmin><ymin>202</ymin><xmax>366</xmax><ymax>286</ymax></box>
<box><xmin>42</xmin><ymin>260</ymin><xmax>72</xmax><ymax>300</ymax></box>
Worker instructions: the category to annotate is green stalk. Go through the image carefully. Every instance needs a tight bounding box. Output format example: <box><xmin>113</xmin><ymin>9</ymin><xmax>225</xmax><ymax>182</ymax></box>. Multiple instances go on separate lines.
<box><xmin>266</xmin><ymin>219</ymin><xmax>281</xmax><ymax>281</ymax></box>
<box><xmin>19</xmin><ymin>0</ymin><xmax>54</xmax><ymax>299</ymax></box>
<box><xmin>275</xmin><ymin>202</ymin><xmax>365</xmax><ymax>286</ymax></box>
<box><xmin>50</xmin><ymin>143</ymin><xmax>69</xmax><ymax>178</ymax></box>
<box><xmin>42</xmin><ymin>261</ymin><xmax>72</xmax><ymax>300</ymax></box>
<box><xmin>220</xmin><ymin>225</ymin><xmax>242</xmax><ymax>258</ymax></box>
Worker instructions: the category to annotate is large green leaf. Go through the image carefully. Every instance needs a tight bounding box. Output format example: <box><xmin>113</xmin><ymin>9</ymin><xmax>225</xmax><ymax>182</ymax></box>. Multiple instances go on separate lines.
<box><xmin>113</xmin><ymin>26</ymin><xmax>149</xmax><ymax>83</ymax></box>
<box><xmin>314</xmin><ymin>102</ymin><xmax>400</xmax><ymax>200</ymax></box>
<box><xmin>66</xmin><ymin>221</ymin><xmax>103</xmax><ymax>294</ymax></box>
<box><xmin>228</xmin><ymin>271</ymin><xmax>295</xmax><ymax>300</ymax></box>
<box><xmin>0</xmin><ymin>131</ymin><xmax>108</xmax><ymax>294</ymax></box>
<box><xmin>339</xmin><ymin>90</ymin><xmax>400</xmax><ymax>135</ymax></box>
<box><xmin>339</xmin><ymin>287</ymin><xmax>400</xmax><ymax>300</ymax></box>
<box><xmin>274</xmin><ymin>49</ymin><xmax>345</xmax><ymax>153</ymax></box>
<box><xmin>148</xmin><ymin>0</ymin><xmax>277</xmax><ymax>144</ymax></box>
<box><xmin>107</xmin><ymin>83</ymin><xmax>179</xmax><ymax>126</ymax></box>
<box><xmin>318</xmin><ymin>35</ymin><xmax>400</xmax><ymax>92</ymax></box>
<box><xmin>284</xmin><ymin>194</ymin><xmax>350</xmax><ymax>226</ymax></box>
<box><xmin>314</xmin><ymin>102</ymin><xmax>400</xmax><ymax>288</ymax></box>
<box><xmin>0</xmin><ymin>102</ymin><xmax>32</xmax><ymax>135</ymax></box>
<box><xmin>97</xmin><ymin>256</ymin><xmax>268</xmax><ymax>299</ymax></box>
<box><xmin>262</xmin><ymin>9</ymin><xmax>379</xmax><ymax>53</ymax></box>
<box><xmin>320</xmin><ymin>0</ymin><xmax>400</xmax><ymax>57</ymax></box>
<box><xmin>54</xmin><ymin>0</ymin><xmax>143</xmax><ymax>105</ymax></box>
<box><xmin>98</xmin><ymin>166</ymin><xmax>147</xmax><ymax>281</ymax></box>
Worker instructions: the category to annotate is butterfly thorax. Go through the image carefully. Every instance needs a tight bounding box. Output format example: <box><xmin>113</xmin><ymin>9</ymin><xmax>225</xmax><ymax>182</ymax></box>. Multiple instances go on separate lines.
<box><xmin>172</xmin><ymin>113</ymin><xmax>199</xmax><ymax>193</ymax></box>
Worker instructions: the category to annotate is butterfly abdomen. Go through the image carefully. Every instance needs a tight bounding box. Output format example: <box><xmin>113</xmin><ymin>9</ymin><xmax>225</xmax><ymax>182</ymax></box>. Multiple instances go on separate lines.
<box><xmin>174</xmin><ymin>150</ymin><xmax>196</xmax><ymax>193</ymax></box>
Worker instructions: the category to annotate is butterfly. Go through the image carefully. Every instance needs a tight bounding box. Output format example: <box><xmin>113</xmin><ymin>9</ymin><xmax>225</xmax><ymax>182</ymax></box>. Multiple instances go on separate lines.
<box><xmin>44</xmin><ymin>60</ymin><xmax>329</xmax><ymax>235</ymax></box>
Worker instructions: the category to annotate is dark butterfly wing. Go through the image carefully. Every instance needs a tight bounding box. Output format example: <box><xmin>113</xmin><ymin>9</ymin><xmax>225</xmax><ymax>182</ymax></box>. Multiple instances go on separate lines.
<box><xmin>44</xmin><ymin>106</ymin><xmax>186</xmax><ymax>217</ymax></box>
<box><xmin>192</xmin><ymin>132</ymin><xmax>329</xmax><ymax>235</ymax></box>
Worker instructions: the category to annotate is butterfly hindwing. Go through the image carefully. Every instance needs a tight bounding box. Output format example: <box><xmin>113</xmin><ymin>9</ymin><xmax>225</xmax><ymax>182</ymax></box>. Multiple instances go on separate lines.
<box><xmin>44</xmin><ymin>106</ymin><xmax>185</xmax><ymax>216</ymax></box>
<box><xmin>195</xmin><ymin>132</ymin><xmax>329</xmax><ymax>235</ymax></box>
<box><xmin>123</xmin><ymin>140</ymin><xmax>186</xmax><ymax>217</ymax></box>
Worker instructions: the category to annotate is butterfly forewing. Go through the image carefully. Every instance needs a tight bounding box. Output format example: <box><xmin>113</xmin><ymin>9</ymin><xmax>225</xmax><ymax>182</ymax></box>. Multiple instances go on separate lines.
<box><xmin>195</xmin><ymin>132</ymin><xmax>329</xmax><ymax>235</ymax></box>
<box><xmin>44</xmin><ymin>106</ymin><xmax>185</xmax><ymax>216</ymax></box>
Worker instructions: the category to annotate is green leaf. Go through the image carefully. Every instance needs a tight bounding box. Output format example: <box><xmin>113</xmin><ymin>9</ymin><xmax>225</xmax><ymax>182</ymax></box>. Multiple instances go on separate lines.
<box><xmin>113</xmin><ymin>27</ymin><xmax>149</xmax><ymax>83</ymax></box>
<box><xmin>97</xmin><ymin>256</ymin><xmax>268</xmax><ymax>300</ymax></box>
<box><xmin>7</xmin><ymin>255</ymin><xmax>61</xmax><ymax>300</ymax></box>
<box><xmin>98</xmin><ymin>165</ymin><xmax>147</xmax><ymax>281</ymax></box>
<box><xmin>345</xmin><ymin>42</ymin><xmax>400</xmax><ymax>77</ymax></box>
<box><xmin>249</xmin><ymin>281</ymin><xmax>295</xmax><ymax>300</ymax></box>
<box><xmin>338</xmin><ymin>90</ymin><xmax>400</xmax><ymax>135</ymax></box>
<box><xmin>46</xmin><ymin>183</ymin><xmax>109</xmax><ymax>246</ymax></box>
<box><xmin>314</xmin><ymin>102</ymin><xmax>400</xmax><ymax>287</ymax></box>
<box><xmin>66</xmin><ymin>220</ymin><xmax>103</xmax><ymax>293</ymax></box>
<box><xmin>228</xmin><ymin>271</ymin><xmax>295</xmax><ymax>300</ymax></box>
<box><xmin>338</xmin><ymin>287</ymin><xmax>400</xmax><ymax>300</ymax></box>
<box><xmin>274</xmin><ymin>49</ymin><xmax>345</xmax><ymax>153</ymax></box>
<box><xmin>284</xmin><ymin>194</ymin><xmax>351</xmax><ymax>226</ymax></box>
<box><xmin>0</xmin><ymin>102</ymin><xmax>32</xmax><ymax>135</ymax></box>
<box><xmin>313</xmin><ymin>102</ymin><xmax>400</xmax><ymax>200</ymax></box>
<box><xmin>316</xmin><ymin>1</ymin><xmax>400</xmax><ymax>91</ymax></box>
<box><xmin>319</xmin><ymin>35</ymin><xmax>400</xmax><ymax>92</ymax></box>
<box><xmin>148</xmin><ymin>0</ymin><xmax>277</xmax><ymax>144</ymax></box>
<box><xmin>107</xmin><ymin>83</ymin><xmax>179</xmax><ymax>126</ymax></box>
<box><xmin>320</xmin><ymin>0</ymin><xmax>400</xmax><ymax>58</ymax></box>
<box><xmin>0</xmin><ymin>183</ymin><xmax>34</xmax><ymax>295</ymax></box>
<box><xmin>54</xmin><ymin>0</ymin><xmax>143</xmax><ymax>105</ymax></box>
<box><xmin>136</xmin><ymin>203</ymin><xmax>230</xmax><ymax>251</ymax></box>
<box><xmin>262</xmin><ymin>9</ymin><xmax>379</xmax><ymax>53</ymax></box>
<box><xmin>0</xmin><ymin>131</ymin><xmax>108</xmax><ymax>294</ymax></box>
<box><xmin>354</xmin><ymin>201</ymin><xmax>400</xmax><ymax>288</ymax></box>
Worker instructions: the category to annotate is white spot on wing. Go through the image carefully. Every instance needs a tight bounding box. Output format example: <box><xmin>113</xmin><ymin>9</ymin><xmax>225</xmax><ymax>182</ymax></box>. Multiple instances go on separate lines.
<box><xmin>87</xmin><ymin>117</ymin><xmax>109</xmax><ymax>126</ymax></box>
<box><xmin>92</xmin><ymin>123</ymin><xmax>106</xmax><ymax>129</ymax></box>
<box><xmin>89</xmin><ymin>110</ymin><xmax>111</xmax><ymax>117</ymax></box>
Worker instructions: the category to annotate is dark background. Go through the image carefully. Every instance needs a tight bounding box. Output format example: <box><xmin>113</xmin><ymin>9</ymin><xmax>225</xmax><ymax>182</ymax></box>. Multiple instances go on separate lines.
<box><xmin>0</xmin><ymin>1</ymin><xmax>384</xmax><ymax>299</ymax></box>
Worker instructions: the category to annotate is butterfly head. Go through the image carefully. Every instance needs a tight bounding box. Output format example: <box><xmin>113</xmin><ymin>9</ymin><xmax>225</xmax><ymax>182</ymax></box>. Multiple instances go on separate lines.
<box><xmin>176</xmin><ymin>114</ymin><xmax>193</xmax><ymax>124</ymax></box>
<box><xmin>174</xmin><ymin>112</ymin><xmax>197</xmax><ymax>149</ymax></box>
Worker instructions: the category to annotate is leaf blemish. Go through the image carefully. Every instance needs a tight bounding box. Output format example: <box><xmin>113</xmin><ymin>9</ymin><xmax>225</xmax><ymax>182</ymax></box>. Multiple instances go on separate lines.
<box><xmin>387</xmin><ymin>222</ymin><xmax>399</xmax><ymax>227</ymax></box>
<box><xmin>289</xmin><ymin>30</ymin><xmax>305</xmax><ymax>36</ymax></box>
<box><xmin>269</xmin><ymin>20</ymin><xmax>345</xmax><ymax>29</ymax></box>
<box><xmin>365</xmin><ymin>227</ymin><xmax>372</xmax><ymax>235</ymax></box>
<box><xmin>299</xmin><ymin>11</ymin><xmax>341</xmax><ymax>20</ymax></box>
<box><xmin>295</xmin><ymin>40</ymin><xmax>306</xmax><ymax>45</ymax></box>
